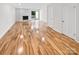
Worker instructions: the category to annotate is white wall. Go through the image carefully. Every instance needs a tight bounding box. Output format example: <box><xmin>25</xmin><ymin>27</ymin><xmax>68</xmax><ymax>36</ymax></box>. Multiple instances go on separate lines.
<box><xmin>14</xmin><ymin>3</ymin><xmax>48</xmax><ymax>23</ymax></box>
<box><xmin>47</xmin><ymin>3</ymin><xmax>78</xmax><ymax>41</ymax></box>
<box><xmin>0</xmin><ymin>4</ymin><xmax>15</xmax><ymax>39</ymax></box>
<box><xmin>76</xmin><ymin>4</ymin><xmax>79</xmax><ymax>41</ymax></box>
<box><xmin>40</xmin><ymin>5</ymin><xmax>47</xmax><ymax>22</ymax></box>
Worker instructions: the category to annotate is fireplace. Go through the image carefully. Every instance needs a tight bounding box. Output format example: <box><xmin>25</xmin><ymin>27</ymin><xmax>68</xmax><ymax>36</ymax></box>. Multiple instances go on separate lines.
<box><xmin>23</xmin><ymin>16</ymin><xmax>28</xmax><ymax>20</ymax></box>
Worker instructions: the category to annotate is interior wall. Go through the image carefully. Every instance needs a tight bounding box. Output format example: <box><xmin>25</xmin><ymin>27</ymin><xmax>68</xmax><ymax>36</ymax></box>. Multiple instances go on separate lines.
<box><xmin>76</xmin><ymin>4</ymin><xmax>79</xmax><ymax>41</ymax></box>
<box><xmin>15</xmin><ymin>8</ymin><xmax>30</xmax><ymax>21</ymax></box>
<box><xmin>0</xmin><ymin>4</ymin><xmax>15</xmax><ymax>39</ymax></box>
<box><xmin>47</xmin><ymin>3</ymin><xmax>78</xmax><ymax>41</ymax></box>
<box><xmin>14</xmin><ymin>3</ymin><xmax>48</xmax><ymax>23</ymax></box>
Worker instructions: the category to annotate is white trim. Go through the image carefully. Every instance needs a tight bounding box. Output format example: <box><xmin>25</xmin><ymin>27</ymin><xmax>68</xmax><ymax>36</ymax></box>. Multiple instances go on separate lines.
<box><xmin>0</xmin><ymin>22</ymin><xmax>15</xmax><ymax>39</ymax></box>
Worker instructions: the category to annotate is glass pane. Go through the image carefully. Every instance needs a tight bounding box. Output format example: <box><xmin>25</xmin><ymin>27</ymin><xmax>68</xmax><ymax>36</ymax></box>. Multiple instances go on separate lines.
<box><xmin>31</xmin><ymin>11</ymin><xmax>36</xmax><ymax>18</ymax></box>
<box><xmin>36</xmin><ymin>11</ymin><xmax>39</xmax><ymax>20</ymax></box>
<box><xmin>32</xmin><ymin>11</ymin><xmax>36</xmax><ymax>15</ymax></box>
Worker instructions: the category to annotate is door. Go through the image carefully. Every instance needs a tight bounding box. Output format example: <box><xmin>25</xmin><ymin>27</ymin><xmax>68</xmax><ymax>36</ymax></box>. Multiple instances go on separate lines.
<box><xmin>53</xmin><ymin>6</ymin><xmax>63</xmax><ymax>33</ymax></box>
<box><xmin>47</xmin><ymin>5</ymin><xmax>54</xmax><ymax>28</ymax></box>
<box><xmin>62</xmin><ymin>5</ymin><xmax>76</xmax><ymax>39</ymax></box>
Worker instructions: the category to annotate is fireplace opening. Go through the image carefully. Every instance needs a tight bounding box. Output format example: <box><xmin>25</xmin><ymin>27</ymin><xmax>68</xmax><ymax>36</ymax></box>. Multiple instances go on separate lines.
<box><xmin>23</xmin><ymin>16</ymin><xmax>28</xmax><ymax>20</ymax></box>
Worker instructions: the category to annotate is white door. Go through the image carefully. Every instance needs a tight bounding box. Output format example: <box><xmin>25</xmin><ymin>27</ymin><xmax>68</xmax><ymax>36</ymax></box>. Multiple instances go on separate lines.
<box><xmin>53</xmin><ymin>6</ymin><xmax>63</xmax><ymax>33</ymax></box>
<box><xmin>47</xmin><ymin>6</ymin><xmax>54</xmax><ymax>28</ymax></box>
<box><xmin>62</xmin><ymin>5</ymin><xmax>76</xmax><ymax>39</ymax></box>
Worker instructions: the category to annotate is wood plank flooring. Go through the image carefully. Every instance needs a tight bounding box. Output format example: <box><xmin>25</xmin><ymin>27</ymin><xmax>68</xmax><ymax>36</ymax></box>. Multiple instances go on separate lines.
<box><xmin>0</xmin><ymin>21</ymin><xmax>79</xmax><ymax>55</ymax></box>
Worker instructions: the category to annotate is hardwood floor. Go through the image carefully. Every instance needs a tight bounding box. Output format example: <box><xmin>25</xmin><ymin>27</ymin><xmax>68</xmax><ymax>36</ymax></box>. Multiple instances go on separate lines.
<box><xmin>0</xmin><ymin>21</ymin><xmax>79</xmax><ymax>55</ymax></box>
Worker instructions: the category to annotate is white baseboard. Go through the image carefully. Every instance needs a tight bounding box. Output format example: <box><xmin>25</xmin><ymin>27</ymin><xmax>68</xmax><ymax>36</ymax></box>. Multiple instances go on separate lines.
<box><xmin>48</xmin><ymin>25</ymin><xmax>62</xmax><ymax>33</ymax></box>
<box><xmin>0</xmin><ymin>22</ymin><xmax>15</xmax><ymax>39</ymax></box>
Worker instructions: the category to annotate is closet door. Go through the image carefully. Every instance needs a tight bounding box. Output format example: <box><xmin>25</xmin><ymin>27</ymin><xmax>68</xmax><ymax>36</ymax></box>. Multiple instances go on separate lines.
<box><xmin>53</xmin><ymin>5</ymin><xmax>63</xmax><ymax>33</ymax></box>
<box><xmin>47</xmin><ymin>5</ymin><xmax>54</xmax><ymax>28</ymax></box>
<box><xmin>63</xmin><ymin>5</ymin><xmax>76</xmax><ymax>39</ymax></box>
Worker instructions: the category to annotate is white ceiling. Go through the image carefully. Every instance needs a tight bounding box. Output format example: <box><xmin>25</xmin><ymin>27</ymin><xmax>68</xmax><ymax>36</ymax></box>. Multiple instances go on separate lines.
<box><xmin>8</xmin><ymin>3</ymin><xmax>51</xmax><ymax>9</ymax></box>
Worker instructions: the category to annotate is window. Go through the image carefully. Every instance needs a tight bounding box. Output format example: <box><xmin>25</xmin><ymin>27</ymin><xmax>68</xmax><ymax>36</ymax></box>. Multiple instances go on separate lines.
<box><xmin>36</xmin><ymin>11</ymin><xmax>39</xmax><ymax>19</ymax></box>
<box><xmin>31</xmin><ymin>11</ymin><xmax>36</xmax><ymax>18</ymax></box>
<box><xmin>31</xmin><ymin>10</ymin><xmax>40</xmax><ymax>20</ymax></box>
